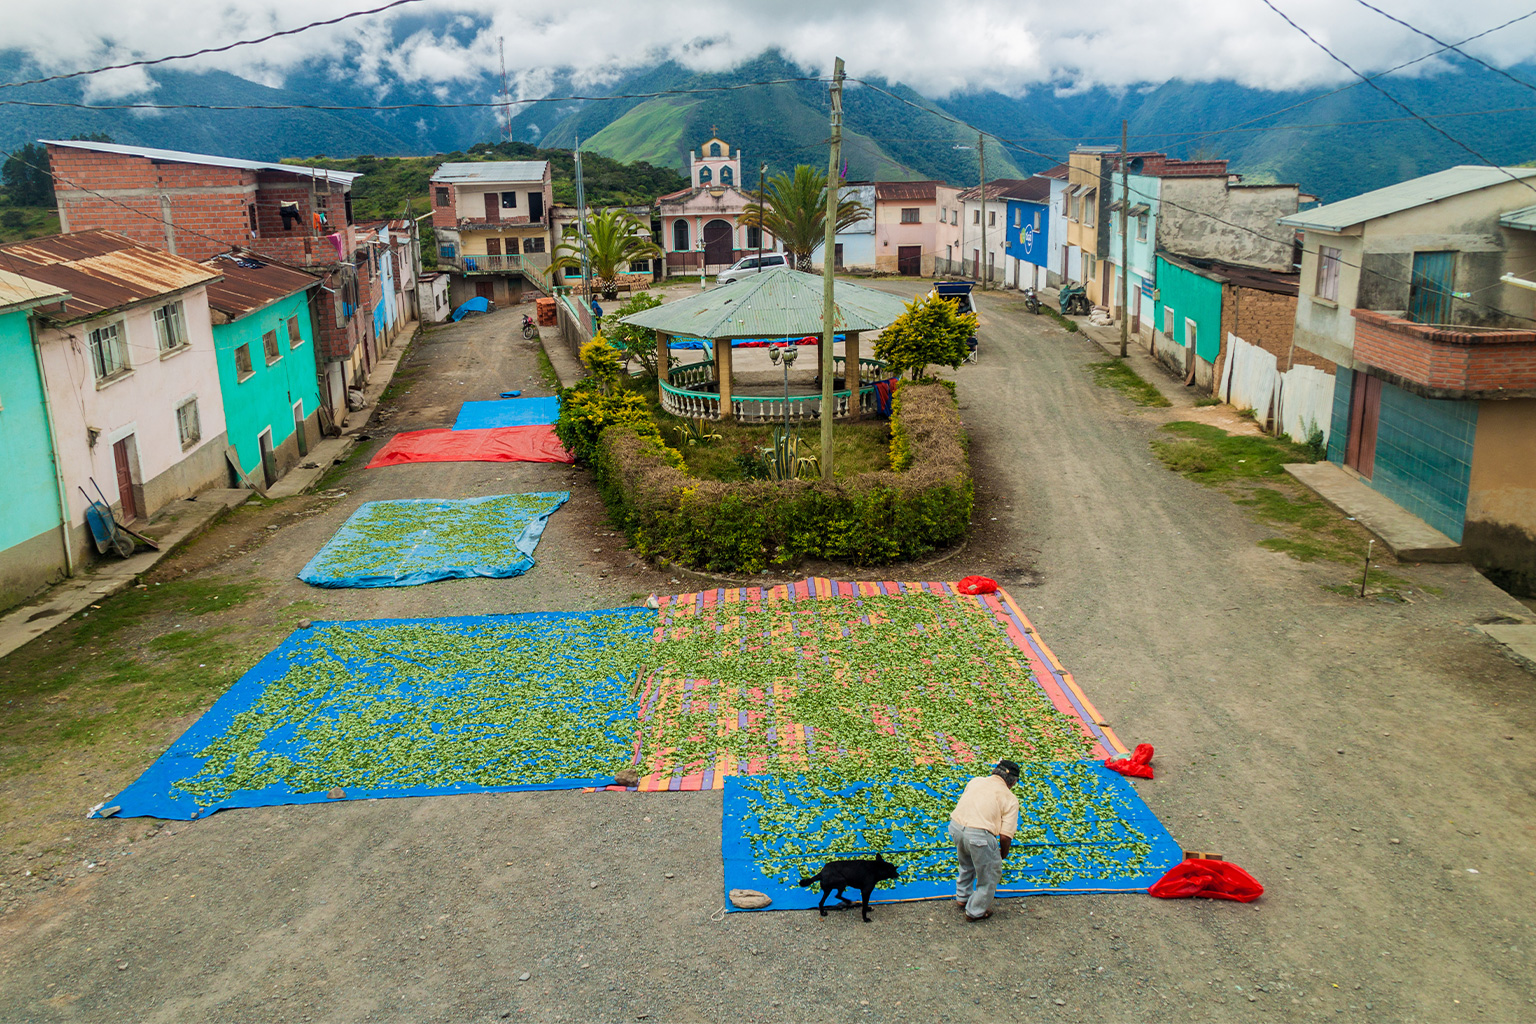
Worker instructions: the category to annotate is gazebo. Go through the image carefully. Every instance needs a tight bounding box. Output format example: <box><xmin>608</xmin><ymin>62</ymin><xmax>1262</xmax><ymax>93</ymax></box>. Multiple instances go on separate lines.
<box><xmin>617</xmin><ymin>268</ymin><xmax>913</xmax><ymax>422</ymax></box>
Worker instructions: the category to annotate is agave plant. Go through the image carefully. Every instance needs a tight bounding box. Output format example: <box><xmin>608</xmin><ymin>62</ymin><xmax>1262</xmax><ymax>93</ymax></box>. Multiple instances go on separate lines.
<box><xmin>756</xmin><ymin>427</ymin><xmax>821</xmax><ymax>480</ymax></box>
<box><xmin>673</xmin><ymin>417</ymin><xmax>722</xmax><ymax>447</ymax></box>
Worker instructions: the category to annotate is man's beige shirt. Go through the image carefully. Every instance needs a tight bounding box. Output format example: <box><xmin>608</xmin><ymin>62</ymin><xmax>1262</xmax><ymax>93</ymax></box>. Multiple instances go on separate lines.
<box><xmin>949</xmin><ymin>774</ymin><xmax>1020</xmax><ymax>838</ymax></box>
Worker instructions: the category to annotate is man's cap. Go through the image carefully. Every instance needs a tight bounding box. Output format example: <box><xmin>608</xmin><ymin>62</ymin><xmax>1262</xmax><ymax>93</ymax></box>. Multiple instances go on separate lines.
<box><xmin>994</xmin><ymin>759</ymin><xmax>1021</xmax><ymax>781</ymax></box>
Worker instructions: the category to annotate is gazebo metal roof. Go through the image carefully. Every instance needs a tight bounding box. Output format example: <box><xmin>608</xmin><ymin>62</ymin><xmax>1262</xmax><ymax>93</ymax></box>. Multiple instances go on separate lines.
<box><xmin>618</xmin><ymin>268</ymin><xmax>913</xmax><ymax>339</ymax></box>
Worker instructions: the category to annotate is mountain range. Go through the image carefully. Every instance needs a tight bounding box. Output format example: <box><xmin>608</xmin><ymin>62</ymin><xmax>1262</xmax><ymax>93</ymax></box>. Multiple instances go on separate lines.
<box><xmin>4</xmin><ymin>46</ymin><xmax>1536</xmax><ymax>203</ymax></box>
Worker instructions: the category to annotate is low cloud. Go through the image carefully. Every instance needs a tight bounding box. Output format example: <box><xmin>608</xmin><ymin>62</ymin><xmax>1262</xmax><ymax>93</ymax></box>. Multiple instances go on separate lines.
<box><xmin>9</xmin><ymin>0</ymin><xmax>1536</xmax><ymax>101</ymax></box>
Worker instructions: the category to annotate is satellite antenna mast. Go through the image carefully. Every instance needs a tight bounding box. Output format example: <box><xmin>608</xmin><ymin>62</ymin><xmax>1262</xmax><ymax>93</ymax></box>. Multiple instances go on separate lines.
<box><xmin>498</xmin><ymin>36</ymin><xmax>512</xmax><ymax>141</ymax></box>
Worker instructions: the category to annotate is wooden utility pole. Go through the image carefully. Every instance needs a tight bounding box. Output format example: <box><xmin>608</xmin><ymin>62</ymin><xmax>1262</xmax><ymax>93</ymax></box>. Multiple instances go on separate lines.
<box><xmin>1119</xmin><ymin>119</ymin><xmax>1129</xmax><ymax>358</ymax></box>
<box><xmin>820</xmin><ymin>57</ymin><xmax>844</xmax><ymax>480</ymax></box>
<box><xmin>757</xmin><ymin>162</ymin><xmax>766</xmax><ymax>267</ymax></box>
<box><xmin>977</xmin><ymin>132</ymin><xmax>986</xmax><ymax>289</ymax></box>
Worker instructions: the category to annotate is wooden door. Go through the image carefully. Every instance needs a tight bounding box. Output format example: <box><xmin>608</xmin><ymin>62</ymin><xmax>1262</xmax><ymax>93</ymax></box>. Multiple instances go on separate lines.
<box><xmin>703</xmin><ymin>220</ymin><xmax>733</xmax><ymax>267</ymax></box>
<box><xmin>112</xmin><ymin>438</ymin><xmax>137</xmax><ymax>521</ymax></box>
<box><xmin>897</xmin><ymin>246</ymin><xmax>922</xmax><ymax>276</ymax></box>
<box><xmin>475</xmin><ymin>280</ymin><xmax>494</xmax><ymax>302</ymax></box>
<box><xmin>973</xmin><ymin>249</ymin><xmax>981</xmax><ymax>279</ymax></box>
<box><xmin>1345</xmin><ymin>373</ymin><xmax>1383</xmax><ymax>479</ymax></box>
<box><xmin>485</xmin><ymin>237</ymin><xmax>501</xmax><ymax>256</ymax></box>
<box><xmin>483</xmin><ymin>192</ymin><xmax>499</xmax><ymax>222</ymax></box>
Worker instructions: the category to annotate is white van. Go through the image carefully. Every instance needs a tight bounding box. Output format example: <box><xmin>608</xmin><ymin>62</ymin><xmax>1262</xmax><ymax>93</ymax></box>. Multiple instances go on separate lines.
<box><xmin>717</xmin><ymin>252</ymin><xmax>790</xmax><ymax>284</ymax></box>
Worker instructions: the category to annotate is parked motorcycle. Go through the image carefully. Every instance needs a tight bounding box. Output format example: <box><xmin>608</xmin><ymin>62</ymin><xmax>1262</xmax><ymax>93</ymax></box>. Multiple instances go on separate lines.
<box><xmin>1024</xmin><ymin>287</ymin><xmax>1041</xmax><ymax>315</ymax></box>
<box><xmin>521</xmin><ymin>314</ymin><xmax>538</xmax><ymax>340</ymax></box>
<box><xmin>1058</xmin><ymin>283</ymin><xmax>1091</xmax><ymax>316</ymax></box>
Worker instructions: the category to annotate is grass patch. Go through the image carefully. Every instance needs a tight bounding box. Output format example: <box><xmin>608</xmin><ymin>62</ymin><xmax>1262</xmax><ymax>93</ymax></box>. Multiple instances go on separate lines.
<box><xmin>662</xmin><ymin>414</ymin><xmax>891</xmax><ymax>482</ymax></box>
<box><xmin>537</xmin><ymin>346</ymin><xmax>560</xmax><ymax>389</ymax></box>
<box><xmin>1150</xmin><ymin>421</ymin><xmax>1317</xmax><ymax>483</ymax></box>
<box><xmin>1194</xmin><ymin>396</ymin><xmax>1222</xmax><ymax>407</ymax></box>
<box><xmin>1044</xmin><ymin>307</ymin><xmax>1080</xmax><ymax>333</ymax></box>
<box><xmin>1087</xmin><ymin>359</ymin><xmax>1171</xmax><ymax>407</ymax></box>
<box><xmin>314</xmin><ymin>439</ymin><xmax>371</xmax><ymax>491</ymax></box>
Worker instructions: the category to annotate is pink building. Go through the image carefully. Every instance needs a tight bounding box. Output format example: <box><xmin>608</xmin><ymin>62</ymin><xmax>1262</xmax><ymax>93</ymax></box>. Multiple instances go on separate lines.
<box><xmin>873</xmin><ymin>181</ymin><xmax>957</xmax><ymax>277</ymax></box>
<box><xmin>658</xmin><ymin>137</ymin><xmax>767</xmax><ymax>277</ymax></box>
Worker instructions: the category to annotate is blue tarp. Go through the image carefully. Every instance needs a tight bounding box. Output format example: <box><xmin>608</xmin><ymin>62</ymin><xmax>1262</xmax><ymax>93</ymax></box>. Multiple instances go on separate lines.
<box><xmin>298</xmin><ymin>493</ymin><xmax>568</xmax><ymax>588</ymax></box>
<box><xmin>453</xmin><ymin>396</ymin><xmax>560</xmax><ymax>430</ymax></box>
<box><xmin>450</xmin><ymin>296</ymin><xmax>492</xmax><ymax>321</ymax></box>
<box><xmin>98</xmin><ymin>608</ymin><xmax>655</xmax><ymax>820</ymax></box>
<box><xmin>721</xmin><ymin>764</ymin><xmax>1182</xmax><ymax>911</ymax></box>
<box><xmin>670</xmin><ymin>334</ymin><xmax>847</xmax><ymax>351</ymax></box>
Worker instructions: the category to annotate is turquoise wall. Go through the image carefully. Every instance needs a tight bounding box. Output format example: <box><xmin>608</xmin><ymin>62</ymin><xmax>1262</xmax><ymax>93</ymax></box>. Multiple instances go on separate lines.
<box><xmin>1153</xmin><ymin>255</ymin><xmax>1223</xmax><ymax>365</ymax></box>
<box><xmin>212</xmin><ymin>290</ymin><xmax>322</xmax><ymax>476</ymax></box>
<box><xmin>0</xmin><ymin>308</ymin><xmax>64</xmax><ymax>549</ymax></box>
<box><xmin>1109</xmin><ymin>174</ymin><xmax>1159</xmax><ymax>284</ymax></box>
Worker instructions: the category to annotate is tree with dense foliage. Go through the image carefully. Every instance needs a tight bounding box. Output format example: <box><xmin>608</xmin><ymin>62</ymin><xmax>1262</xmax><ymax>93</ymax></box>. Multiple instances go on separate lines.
<box><xmin>739</xmin><ymin>166</ymin><xmax>870</xmax><ymax>271</ymax></box>
<box><xmin>874</xmin><ymin>293</ymin><xmax>978</xmax><ymax>380</ymax></box>
<box><xmin>1</xmin><ymin>144</ymin><xmax>54</xmax><ymax>207</ymax></box>
<box><xmin>604</xmin><ymin>291</ymin><xmax>668</xmax><ymax>381</ymax></box>
<box><xmin>548</xmin><ymin>208</ymin><xmax>663</xmax><ymax>299</ymax></box>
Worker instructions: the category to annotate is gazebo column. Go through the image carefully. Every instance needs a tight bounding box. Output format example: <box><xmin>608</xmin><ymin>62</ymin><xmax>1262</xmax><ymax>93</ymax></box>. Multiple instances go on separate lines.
<box><xmin>655</xmin><ymin>330</ymin><xmax>671</xmax><ymax>405</ymax></box>
<box><xmin>716</xmin><ymin>337</ymin><xmax>734</xmax><ymax>421</ymax></box>
<box><xmin>846</xmin><ymin>331</ymin><xmax>862</xmax><ymax>420</ymax></box>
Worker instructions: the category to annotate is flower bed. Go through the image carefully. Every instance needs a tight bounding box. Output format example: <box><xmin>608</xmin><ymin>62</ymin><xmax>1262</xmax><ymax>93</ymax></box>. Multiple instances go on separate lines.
<box><xmin>586</xmin><ymin>381</ymin><xmax>971</xmax><ymax>571</ymax></box>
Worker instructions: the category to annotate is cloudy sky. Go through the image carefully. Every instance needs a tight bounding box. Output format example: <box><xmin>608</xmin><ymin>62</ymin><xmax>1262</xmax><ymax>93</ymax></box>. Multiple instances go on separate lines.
<box><xmin>7</xmin><ymin>0</ymin><xmax>1536</xmax><ymax>101</ymax></box>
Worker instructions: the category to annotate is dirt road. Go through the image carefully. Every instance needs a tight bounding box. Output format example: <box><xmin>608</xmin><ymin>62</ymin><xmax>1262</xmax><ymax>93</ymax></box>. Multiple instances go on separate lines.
<box><xmin>1</xmin><ymin>293</ymin><xmax>1533</xmax><ymax>1023</ymax></box>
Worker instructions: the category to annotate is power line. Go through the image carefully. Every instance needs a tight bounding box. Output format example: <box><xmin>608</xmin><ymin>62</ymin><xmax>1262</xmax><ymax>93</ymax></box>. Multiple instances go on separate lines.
<box><xmin>1256</xmin><ymin>0</ymin><xmax>1536</xmax><ymax>199</ymax></box>
<box><xmin>0</xmin><ymin>77</ymin><xmax>831</xmax><ymax>112</ymax></box>
<box><xmin>0</xmin><ymin>0</ymin><xmax>430</xmax><ymax>92</ymax></box>
<box><xmin>1348</xmin><ymin>0</ymin><xmax>1536</xmax><ymax>96</ymax></box>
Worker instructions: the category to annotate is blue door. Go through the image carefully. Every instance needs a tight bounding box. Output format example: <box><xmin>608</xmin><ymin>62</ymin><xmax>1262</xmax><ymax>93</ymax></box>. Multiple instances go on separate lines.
<box><xmin>1408</xmin><ymin>251</ymin><xmax>1455</xmax><ymax>325</ymax></box>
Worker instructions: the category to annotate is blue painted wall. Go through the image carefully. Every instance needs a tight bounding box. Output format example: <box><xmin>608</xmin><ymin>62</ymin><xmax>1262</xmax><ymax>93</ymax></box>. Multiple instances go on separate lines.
<box><xmin>0</xmin><ymin>308</ymin><xmax>63</xmax><ymax>552</ymax></box>
<box><xmin>1004</xmin><ymin>199</ymin><xmax>1050</xmax><ymax>268</ymax></box>
<box><xmin>211</xmin><ymin>290</ymin><xmax>322</xmax><ymax>476</ymax></box>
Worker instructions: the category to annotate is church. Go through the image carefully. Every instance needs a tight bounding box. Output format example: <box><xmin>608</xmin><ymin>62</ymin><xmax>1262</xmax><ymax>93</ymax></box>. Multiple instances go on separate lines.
<box><xmin>657</xmin><ymin>136</ymin><xmax>770</xmax><ymax>278</ymax></box>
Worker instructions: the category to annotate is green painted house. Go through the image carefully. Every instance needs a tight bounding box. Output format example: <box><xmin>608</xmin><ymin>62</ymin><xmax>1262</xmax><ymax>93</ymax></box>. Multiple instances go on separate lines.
<box><xmin>0</xmin><ymin>270</ymin><xmax>73</xmax><ymax>610</ymax></box>
<box><xmin>1152</xmin><ymin>253</ymin><xmax>1225</xmax><ymax>387</ymax></box>
<box><xmin>203</xmin><ymin>257</ymin><xmax>322</xmax><ymax>488</ymax></box>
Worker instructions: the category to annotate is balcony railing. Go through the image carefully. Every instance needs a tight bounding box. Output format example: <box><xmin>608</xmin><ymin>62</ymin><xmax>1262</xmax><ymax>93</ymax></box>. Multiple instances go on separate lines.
<box><xmin>1352</xmin><ymin>308</ymin><xmax>1536</xmax><ymax>396</ymax></box>
<box><xmin>439</xmin><ymin>252</ymin><xmax>552</xmax><ymax>275</ymax></box>
<box><xmin>660</xmin><ymin>356</ymin><xmax>895</xmax><ymax>422</ymax></box>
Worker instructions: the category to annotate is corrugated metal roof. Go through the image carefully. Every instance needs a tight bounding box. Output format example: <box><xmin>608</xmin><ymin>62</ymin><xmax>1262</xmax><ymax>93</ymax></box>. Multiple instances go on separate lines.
<box><xmin>431</xmin><ymin>161</ymin><xmax>549</xmax><ymax>184</ymax></box>
<box><xmin>957</xmin><ymin>179</ymin><xmax>1034</xmax><ymax>202</ymax></box>
<box><xmin>41</xmin><ymin>139</ymin><xmax>363</xmax><ymax>184</ymax></box>
<box><xmin>619</xmin><ymin>268</ymin><xmax>912</xmax><ymax>338</ymax></box>
<box><xmin>1279</xmin><ymin>165</ymin><xmax>1536</xmax><ymax>231</ymax></box>
<box><xmin>203</xmin><ymin>255</ymin><xmax>316</xmax><ymax>321</ymax></box>
<box><xmin>0</xmin><ymin>268</ymin><xmax>69</xmax><ymax>312</ymax></box>
<box><xmin>0</xmin><ymin>230</ymin><xmax>221</xmax><ymax>322</ymax></box>
<box><xmin>875</xmin><ymin>181</ymin><xmax>941</xmax><ymax>201</ymax></box>
<box><xmin>1499</xmin><ymin>204</ymin><xmax>1536</xmax><ymax>231</ymax></box>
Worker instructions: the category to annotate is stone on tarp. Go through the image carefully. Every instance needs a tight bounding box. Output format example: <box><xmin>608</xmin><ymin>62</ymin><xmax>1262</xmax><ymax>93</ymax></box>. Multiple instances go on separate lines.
<box><xmin>729</xmin><ymin>888</ymin><xmax>772</xmax><ymax>909</ymax></box>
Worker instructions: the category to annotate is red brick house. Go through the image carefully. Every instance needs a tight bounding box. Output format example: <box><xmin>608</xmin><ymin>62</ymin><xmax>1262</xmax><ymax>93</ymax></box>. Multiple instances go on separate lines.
<box><xmin>44</xmin><ymin>139</ymin><xmax>376</xmax><ymax>421</ymax></box>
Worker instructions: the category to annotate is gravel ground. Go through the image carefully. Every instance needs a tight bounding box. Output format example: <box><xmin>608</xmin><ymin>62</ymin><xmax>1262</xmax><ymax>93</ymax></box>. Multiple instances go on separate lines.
<box><xmin>1</xmin><ymin>293</ymin><xmax>1533</xmax><ymax>1023</ymax></box>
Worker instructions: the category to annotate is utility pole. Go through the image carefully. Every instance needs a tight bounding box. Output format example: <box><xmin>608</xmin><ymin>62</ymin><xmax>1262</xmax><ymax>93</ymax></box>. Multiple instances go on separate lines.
<box><xmin>820</xmin><ymin>57</ymin><xmax>844</xmax><ymax>481</ymax></box>
<box><xmin>574</xmin><ymin>136</ymin><xmax>592</xmax><ymax>315</ymax></box>
<box><xmin>498</xmin><ymin>37</ymin><xmax>512</xmax><ymax>142</ymax></box>
<box><xmin>1119</xmin><ymin>119</ymin><xmax>1129</xmax><ymax>358</ymax></box>
<box><xmin>757</xmin><ymin>162</ymin><xmax>766</xmax><ymax>268</ymax></box>
<box><xmin>977</xmin><ymin>132</ymin><xmax>986</xmax><ymax>289</ymax></box>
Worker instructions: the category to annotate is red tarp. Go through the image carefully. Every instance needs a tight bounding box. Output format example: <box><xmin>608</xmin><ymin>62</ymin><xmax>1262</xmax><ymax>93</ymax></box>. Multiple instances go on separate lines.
<box><xmin>367</xmin><ymin>426</ymin><xmax>574</xmax><ymax>468</ymax></box>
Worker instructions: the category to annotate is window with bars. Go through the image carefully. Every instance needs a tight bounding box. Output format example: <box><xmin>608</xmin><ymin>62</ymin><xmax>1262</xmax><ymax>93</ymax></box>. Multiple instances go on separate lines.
<box><xmin>746</xmin><ymin>226</ymin><xmax>762</xmax><ymax>249</ymax></box>
<box><xmin>153</xmin><ymin>302</ymin><xmax>188</xmax><ymax>353</ymax></box>
<box><xmin>901</xmin><ymin>208</ymin><xmax>920</xmax><ymax>224</ymax></box>
<box><xmin>435</xmin><ymin>187</ymin><xmax>450</xmax><ymax>207</ymax></box>
<box><xmin>89</xmin><ymin>322</ymin><xmax>127</xmax><ymax>380</ymax></box>
<box><xmin>288</xmin><ymin>316</ymin><xmax>303</xmax><ymax>348</ymax></box>
<box><xmin>262</xmin><ymin>329</ymin><xmax>280</xmax><ymax>364</ymax></box>
<box><xmin>1315</xmin><ymin>245</ymin><xmax>1342</xmax><ymax>301</ymax></box>
<box><xmin>176</xmin><ymin>398</ymin><xmax>201</xmax><ymax>449</ymax></box>
<box><xmin>524</xmin><ymin>236</ymin><xmax>545</xmax><ymax>253</ymax></box>
<box><xmin>235</xmin><ymin>343</ymin><xmax>254</xmax><ymax>381</ymax></box>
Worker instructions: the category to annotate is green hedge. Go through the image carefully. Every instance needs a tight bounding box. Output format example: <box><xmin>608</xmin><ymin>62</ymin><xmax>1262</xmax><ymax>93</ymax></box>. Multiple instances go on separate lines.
<box><xmin>588</xmin><ymin>381</ymin><xmax>972</xmax><ymax>572</ymax></box>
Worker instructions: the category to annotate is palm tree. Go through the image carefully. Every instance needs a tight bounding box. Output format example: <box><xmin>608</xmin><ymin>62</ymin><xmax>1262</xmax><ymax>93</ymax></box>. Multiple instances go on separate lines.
<box><xmin>547</xmin><ymin>208</ymin><xmax>663</xmax><ymax>299</ymax></box>
<box><xmin>740</xmin><ymin>166</ymin><xmax>870</xmax><ymax>272</ymax></box>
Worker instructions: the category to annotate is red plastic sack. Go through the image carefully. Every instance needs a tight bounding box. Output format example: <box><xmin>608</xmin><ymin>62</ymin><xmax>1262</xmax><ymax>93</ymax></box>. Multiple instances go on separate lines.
<box><xmin>1104</xmin><ymin>742</ymin><xmax>1155</xmax><ymax>779</ymax></box>
<box><xmin>1149</xmin><ymin>859</ymin><xmax>1264</xmax><ymax>902</ymax></box>
<box><xmin>957</xmin><ymin>575</ymin><xmax>998</xmax><ymax>595</ymax></box>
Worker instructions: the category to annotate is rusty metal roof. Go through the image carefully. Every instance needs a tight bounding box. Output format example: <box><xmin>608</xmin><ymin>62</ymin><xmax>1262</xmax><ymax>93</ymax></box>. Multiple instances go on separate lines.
<box><xmin>0</xmin><ymin>230</ymin><xmax>222</xmax><ymax>322</ymax></box>
<box><xmin>203</xmin><ymin>255</ymin><xmax>317</xmax><ymax>322</ymax></box>
<box><xmin>0</xmin><ymin>268</ymin><xmax>69</xmax><ymax>312</ymax></box>
<box><xmin>875</xmin><ymin>181</ymin><xmax>941</xmax><ymax>201</ymax></box>
<box><xmin>42</xmin><ymin>139</ymin><xmax>363</xmax><ymax>184</ymax></box>
<box><xmin>618</xmin><ymin>267</ymin><xmax>911</xmax><ymax>338</ymax></box>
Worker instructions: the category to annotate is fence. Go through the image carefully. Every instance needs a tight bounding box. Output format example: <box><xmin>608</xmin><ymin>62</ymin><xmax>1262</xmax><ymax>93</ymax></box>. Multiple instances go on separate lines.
<box><xmin>1219</xmin><ymin>333</ymin><xmax>1335</xmax><ymax>445</ymax></box>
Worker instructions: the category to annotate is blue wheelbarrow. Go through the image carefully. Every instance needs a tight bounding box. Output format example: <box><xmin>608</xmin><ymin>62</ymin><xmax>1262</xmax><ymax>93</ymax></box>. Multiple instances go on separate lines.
<box><xmin>79</xmin><ymin>479</ymin><xmax>155</xmax><ymax>559</ymax></box>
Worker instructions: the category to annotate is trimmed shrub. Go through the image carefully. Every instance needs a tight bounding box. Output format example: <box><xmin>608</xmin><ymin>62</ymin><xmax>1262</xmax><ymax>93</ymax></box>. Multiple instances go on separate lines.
<box><xmin>591</xmin><ymin>381</ymin><xmax>971</xmax><ymax>571</ymax></box>
<box><xmin>556</xmin><ymin>379</ymin><xmax>681</xmax><ymax>469</ymax></box>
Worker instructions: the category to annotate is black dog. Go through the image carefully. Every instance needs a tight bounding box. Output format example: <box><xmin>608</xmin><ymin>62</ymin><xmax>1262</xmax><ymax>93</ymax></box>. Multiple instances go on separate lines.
<box><xmin>798</xmin><ymin>855</ymin><xmax>899</xmax><ymax>922</ymax></box>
